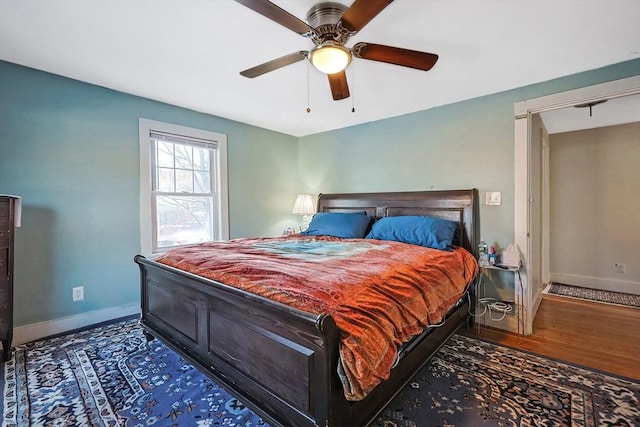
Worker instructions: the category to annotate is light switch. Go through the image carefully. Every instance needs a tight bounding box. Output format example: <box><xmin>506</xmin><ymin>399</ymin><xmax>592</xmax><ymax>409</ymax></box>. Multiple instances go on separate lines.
<box><xmin>486</xmin><ymin>191</ymin><xmax>501</xmax><ymax>206</ymax></box>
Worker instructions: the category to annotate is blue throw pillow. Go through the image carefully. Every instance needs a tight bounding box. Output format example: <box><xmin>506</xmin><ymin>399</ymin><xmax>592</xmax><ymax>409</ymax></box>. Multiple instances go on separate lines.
<box><xmin>365</xmin><ymin>215</ymin><xmax>458</xmax><ymax>251</ymax></box>
<box><xmin>301</xmin><ymin>212</ymin><xmax>372</xmax><ymax>238</ymax></box>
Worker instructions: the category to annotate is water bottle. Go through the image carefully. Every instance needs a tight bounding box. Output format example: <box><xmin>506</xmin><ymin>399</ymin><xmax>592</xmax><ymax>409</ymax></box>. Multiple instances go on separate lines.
<box><xmin>478</xmin><ymin>239</ymin><xmax>489</xmax><ymax>266</ymax></box>
<box><xmin>488</xmin><ymin>246</ymin><xmax>497</xmax><ymax>265</ymax></box>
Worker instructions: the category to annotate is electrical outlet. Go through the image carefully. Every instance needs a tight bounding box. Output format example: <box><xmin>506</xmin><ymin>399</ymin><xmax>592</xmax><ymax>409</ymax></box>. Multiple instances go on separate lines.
<box><xmin>615</xmin><ymin>263</ymin><xmax>625</xmax><ymax>274</ymax></box>
<box><xmin>72</xmin><ymin>286</ymin><xmax>84</xmax><ymax>301</ymax></box>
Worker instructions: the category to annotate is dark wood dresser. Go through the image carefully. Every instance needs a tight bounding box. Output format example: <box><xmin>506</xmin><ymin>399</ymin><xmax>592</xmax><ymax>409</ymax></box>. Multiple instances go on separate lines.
<box><xmin>0</xmin><ymin>196</ymin><xmax>17</xmax><ymax>362</ymax></box>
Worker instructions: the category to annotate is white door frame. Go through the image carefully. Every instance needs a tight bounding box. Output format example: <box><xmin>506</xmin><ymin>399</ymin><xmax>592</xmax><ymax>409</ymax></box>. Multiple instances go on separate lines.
<box><xmin>541</xmin><ymin>132</ymin><xmax>550</xmax><ymax>293</ymax></box>
<box><xmin>514</xmin><ymin>75</ymin><xmax>640</xmax><ymax>335</ymax></box>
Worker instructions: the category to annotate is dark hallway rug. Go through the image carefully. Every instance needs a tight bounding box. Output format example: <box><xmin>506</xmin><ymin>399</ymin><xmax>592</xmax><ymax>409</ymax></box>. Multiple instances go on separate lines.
<box><xmin>546</xmin><ymin>283</ymin><xmax>640</xmax><ymax>309</ymax></box>
<box><xmin>2</xmin><ymin>318</ymin><xmax>639</xmax><ymax>426</ymax></box>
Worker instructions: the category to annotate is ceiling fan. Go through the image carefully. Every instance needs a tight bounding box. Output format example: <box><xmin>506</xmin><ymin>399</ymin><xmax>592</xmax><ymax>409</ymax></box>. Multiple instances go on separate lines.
<box><xmin>235</xmin><ymin>0</ymin><xmax>439</xmax><ymax>101</ymax></box>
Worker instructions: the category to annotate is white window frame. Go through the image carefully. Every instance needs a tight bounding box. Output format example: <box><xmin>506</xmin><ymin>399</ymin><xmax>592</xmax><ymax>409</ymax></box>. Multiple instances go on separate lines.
<box><xmin>139</xmin><ymin>118</ymin><xmax>229</xmax><ymax>254</ymax></box>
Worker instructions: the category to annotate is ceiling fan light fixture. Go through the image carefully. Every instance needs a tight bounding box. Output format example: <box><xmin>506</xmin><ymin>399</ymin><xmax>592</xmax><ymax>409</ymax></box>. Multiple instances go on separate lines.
<box><xmin>310</xmin><ymin>43</ymin><xmax>352</xmax><ymax>74</ymax></box>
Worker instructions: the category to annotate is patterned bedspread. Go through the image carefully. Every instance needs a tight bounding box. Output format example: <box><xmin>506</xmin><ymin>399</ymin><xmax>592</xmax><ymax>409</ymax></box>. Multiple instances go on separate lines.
<box><xmin>156</xmin><ymin>235</ymin><xmax>478</xmax><ymax>401</ymax></box>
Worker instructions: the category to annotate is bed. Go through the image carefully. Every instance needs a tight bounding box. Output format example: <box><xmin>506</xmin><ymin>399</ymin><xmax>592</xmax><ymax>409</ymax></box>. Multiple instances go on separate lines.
<box><xmin>134</xmin><ymin>189</ymin><xmax>479</xmax><ymax>426</ymax></box>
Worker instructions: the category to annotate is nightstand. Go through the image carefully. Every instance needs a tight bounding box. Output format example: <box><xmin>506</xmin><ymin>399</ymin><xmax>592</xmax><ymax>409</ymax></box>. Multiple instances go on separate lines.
<box><xmin>476</xmin><ymin>262</ymin><xmax>524</xmax><ymax>340</ymax></box>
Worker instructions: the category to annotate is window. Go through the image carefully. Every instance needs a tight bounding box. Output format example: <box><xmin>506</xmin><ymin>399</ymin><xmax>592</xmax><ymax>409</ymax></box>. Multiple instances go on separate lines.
<box><xmin>140</xmin><ymin>119</ymin><xmax>228</xmax><ymax>253</ymax></box>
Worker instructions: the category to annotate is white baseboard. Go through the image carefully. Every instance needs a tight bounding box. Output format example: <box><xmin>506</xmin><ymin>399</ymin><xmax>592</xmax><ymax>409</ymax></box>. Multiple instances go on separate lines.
<box><xmin>9</xmin><ymin>303</ymin><xmax>139</xmax><ymax>347</ymax></box>
<box><xmin>550</xmin><ymin>273</ymin><xmax>640</xmax><ymax>295</ymax></box>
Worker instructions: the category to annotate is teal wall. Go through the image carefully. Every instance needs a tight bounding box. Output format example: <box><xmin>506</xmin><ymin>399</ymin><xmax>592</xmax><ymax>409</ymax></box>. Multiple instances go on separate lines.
<box><xmin>299</xmin><ymin>58</ymin><xmax>639</xmax><ymax>301</ymax></box>
<box><xmin>299</xmin><ymin>58</ymin><xmax>640</xmax><ymax>260</ymax></box>
<box><xmin>1</xmin><ymin>58</ymin><xmax>638</xmax><ymax>327</ymax></box>
<box><xmin>0</xmin><ymin>61</ymin><xmax>299</xmax><ymax>326</ymax></box>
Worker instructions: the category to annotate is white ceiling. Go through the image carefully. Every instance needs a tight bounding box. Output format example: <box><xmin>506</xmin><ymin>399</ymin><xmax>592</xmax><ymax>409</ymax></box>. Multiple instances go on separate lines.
<box><xmin>540</xmin><ymin>93</ymin><xmax>640</xmax><ymax>134</ymax></box>
<box><xmin>1</xmin><ymin>0</ymin><xmax>639</xmax><ymax>137</ymax></box>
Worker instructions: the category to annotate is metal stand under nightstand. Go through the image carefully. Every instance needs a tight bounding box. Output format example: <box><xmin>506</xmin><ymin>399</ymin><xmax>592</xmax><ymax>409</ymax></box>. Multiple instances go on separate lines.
<box><xmin>476</xmin><ymin>262</ymin><xmax>524</xmax><ymax>342</ymax></box>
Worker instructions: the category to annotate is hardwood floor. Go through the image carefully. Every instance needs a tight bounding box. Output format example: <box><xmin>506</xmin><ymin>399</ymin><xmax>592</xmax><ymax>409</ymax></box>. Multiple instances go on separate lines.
<box><xmin>462</xmin><ymin>294</ymin><xmax>640</xmax><ymax>380</ymax></box>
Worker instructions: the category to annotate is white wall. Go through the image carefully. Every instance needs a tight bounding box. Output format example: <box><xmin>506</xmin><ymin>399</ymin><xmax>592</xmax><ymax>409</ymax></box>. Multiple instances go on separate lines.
<box><xmin>549</xmin><ymin>122</ymin><xmax>640</xmax><ymax>294</ymax></box>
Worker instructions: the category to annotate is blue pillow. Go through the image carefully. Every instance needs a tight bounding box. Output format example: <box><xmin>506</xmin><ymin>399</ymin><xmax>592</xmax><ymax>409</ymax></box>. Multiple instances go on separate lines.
<box><xmin>365</xmin><ymin>215</ymin><xmax>458</xmax><ymax>251</ymax></box>
<box><xmin>301</xmin><ymin>212</ymin><xmax>372</xmax><ymax>238</ymax></box>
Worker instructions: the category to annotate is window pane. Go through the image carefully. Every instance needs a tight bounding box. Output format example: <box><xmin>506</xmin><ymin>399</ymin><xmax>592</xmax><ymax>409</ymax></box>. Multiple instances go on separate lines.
<box><xmin>176</xmin><ymin>170</ymin><xmax>194</xmax><ymax>193</ymax></box>
<box><xmin>157</xmin><ymin>141</ymin><xmax>174</xmax><ymax>168</ymax></box>
<box><xmin>157</xmin><ymin>168</ymin><xmax>175</xmax><ymax>192</ymax></box>
<box><xmin>174</xmin><ymin>144</ymin><xmax>193</xmax><ymax>170</ymax></box>
<box><xmin>156</xmin><ymin>196</ymin><xmax>212</xmax><ymax>248</ymax></box>
<box><xmin>194</xmin><ymin>171</ymin><xmax>210</xmax><ymax>193</ymax></box>
<box><xmin>193</xmin><ymin>146</ymin><xmax>210</xmax><ymax>171</ymax></box>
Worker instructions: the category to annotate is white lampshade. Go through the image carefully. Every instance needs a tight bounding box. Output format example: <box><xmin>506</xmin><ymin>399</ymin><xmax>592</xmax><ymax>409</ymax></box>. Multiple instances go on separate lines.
<box><xmin>310</xmin><ymin>44</ymin><xmax>352</xmax><ymax>74</ymax></box>
<box><xmin>292</xmin><ymin>194</ymin><xmax>315</xmax><ymax>215</ymax></box>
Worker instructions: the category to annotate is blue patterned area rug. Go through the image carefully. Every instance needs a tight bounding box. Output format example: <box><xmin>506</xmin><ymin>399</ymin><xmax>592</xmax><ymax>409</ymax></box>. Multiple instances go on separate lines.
<box><xmin>2</xmin><ymin>319</ymin><xmax>639</xmax><ymax>427</ymax></box>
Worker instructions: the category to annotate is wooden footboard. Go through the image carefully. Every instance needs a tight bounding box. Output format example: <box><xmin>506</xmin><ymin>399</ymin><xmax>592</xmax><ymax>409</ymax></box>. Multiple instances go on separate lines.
<box><xmin>136</xmin><ymin>254</ymin><xmax>342</xmax><ymax>426</ymax></box>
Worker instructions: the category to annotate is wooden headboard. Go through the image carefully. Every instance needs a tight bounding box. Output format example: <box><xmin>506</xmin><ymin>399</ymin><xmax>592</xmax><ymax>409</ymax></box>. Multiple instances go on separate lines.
<box><xmin>317</xmin><ymin>189</ymin><xmax>479</xmax><ymax>256</ymax></box>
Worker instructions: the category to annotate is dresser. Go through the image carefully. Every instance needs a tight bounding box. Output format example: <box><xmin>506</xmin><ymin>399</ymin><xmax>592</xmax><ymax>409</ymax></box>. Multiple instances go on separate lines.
<box><xmin>0</xmin><ymin>196</ymin><xmax>17</xmax><ymax>362</ymax></box>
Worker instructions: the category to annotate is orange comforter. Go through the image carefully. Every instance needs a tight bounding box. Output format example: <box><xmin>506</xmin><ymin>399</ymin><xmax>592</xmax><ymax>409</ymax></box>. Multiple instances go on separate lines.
<box><xmin>156</xmin><ymin>235</ymin><xmax>477</xmax><ymax>400</ymax></box>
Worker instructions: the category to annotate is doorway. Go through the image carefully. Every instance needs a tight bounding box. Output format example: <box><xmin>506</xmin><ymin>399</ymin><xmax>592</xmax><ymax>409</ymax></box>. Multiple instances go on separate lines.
<box><xmin>543</xmin><ymin>113</ymin><xmax>639</xmax><ymax>294</ymax></box>
<box><xmin>514</xmin><ymin>75</ymin><xmax>640</xmax><ymax>335</ymax></box>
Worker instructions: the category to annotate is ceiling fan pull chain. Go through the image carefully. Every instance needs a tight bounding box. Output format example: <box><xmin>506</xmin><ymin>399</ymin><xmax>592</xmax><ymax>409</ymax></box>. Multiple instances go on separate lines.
<box><xmin>306</xmin><ymin>60</ymin><xmax>311</xmax><ymax>113</ymax></box>
<box><xmin>351</xmin><ymin>61</ymin><xmax>356</xmax><ymax>113</ymax></box>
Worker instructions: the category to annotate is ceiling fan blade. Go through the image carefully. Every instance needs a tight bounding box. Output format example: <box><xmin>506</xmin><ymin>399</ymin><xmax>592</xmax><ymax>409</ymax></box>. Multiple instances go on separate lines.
<box><xmin>352</xmin><ymin>42</ymin><xmax>439</xmax><ymax>71</ymax></box>
<box><xmin>339</xmin><ymin>0</ymin><xmax>393</xmax><ymax>33</ymax></box>
<box><xmin>235</xmin><ymin>0</ymin><xmax>314</xmax><ymax>36</ymax></box>
<box><xmin>240</xmin><ymin>51</ymin><xmax>308</xmax><ymax>78</ymax></box>
<box><xmin>328</xmin><ymin>71</ymin><xmax>350</xmax><ymax>100</ymax></box>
